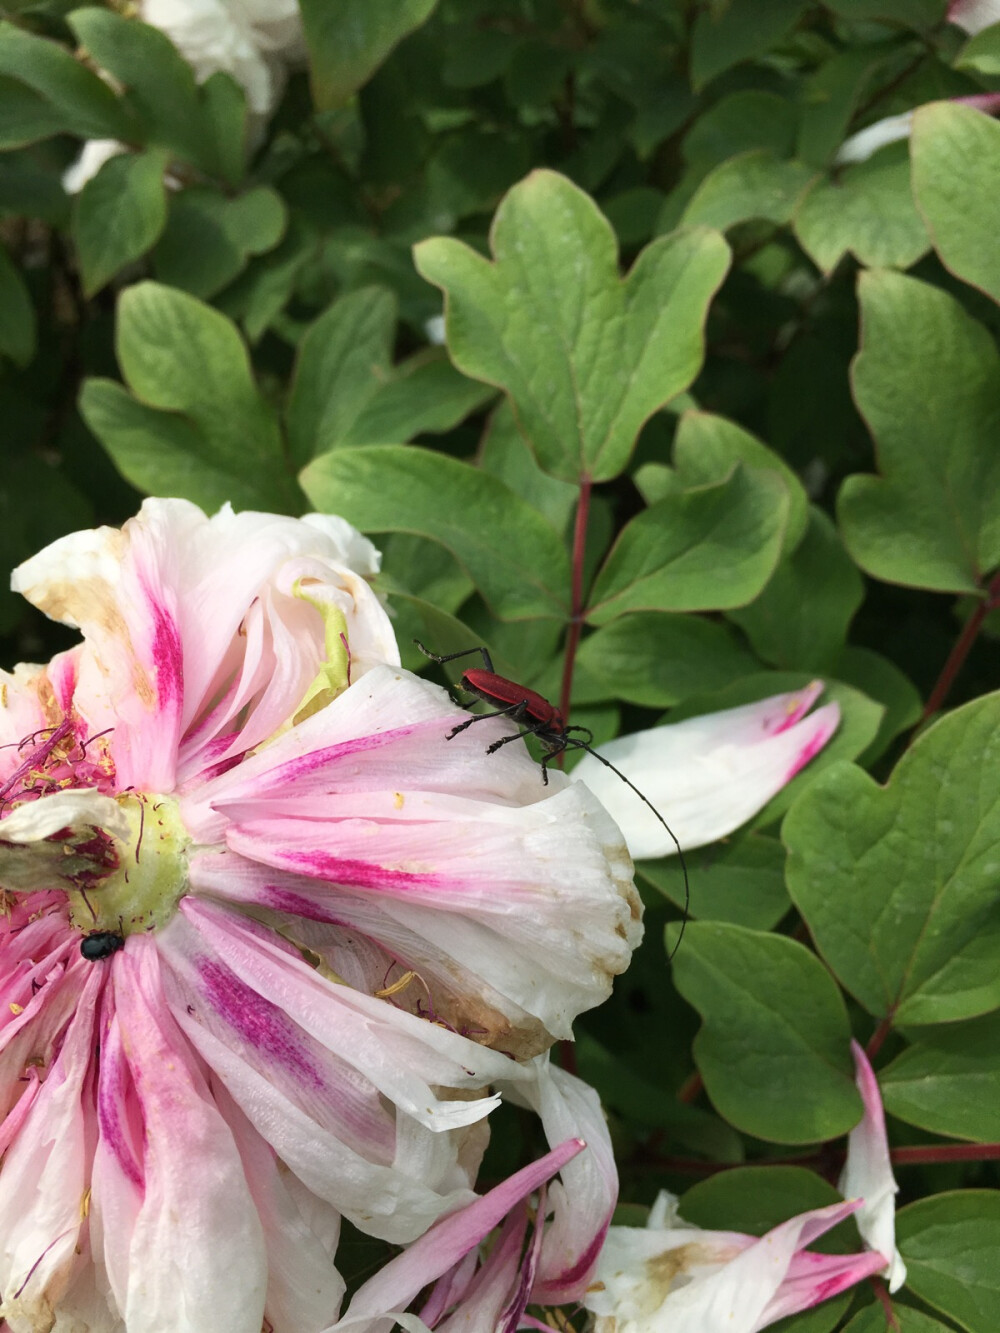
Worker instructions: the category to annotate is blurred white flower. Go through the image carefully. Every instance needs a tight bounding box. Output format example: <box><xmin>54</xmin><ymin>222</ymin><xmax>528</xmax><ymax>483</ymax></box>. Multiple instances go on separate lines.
<box><xmin>142</xmin><ymin>0</ymin><xmax>306</xmax><ymax>118</ymax></box>
<box><xmin>62</xmin><ymin>138</ymin><xmax>127</xmax><ymax>194</ymax></box>
<box><xmin>63</xmin><ymin>0</ymin><xmax>306</xmax><ymax>192</ymax></box>
<box><xmin>836</xmin><ymin>113</ymin><xmax>914</xmax><ymax>165</ymax></box>
<box><xmin>949</xmin><ymin>0</ymin><xmax>1000</xmax><ymax>33</ymax></box>
<box><xmin>424</xmin><ymin>314</ymin><xmax>447</xmax><ymax>346</ymax></box>
<box><xmin>836</xmin><ymin>93</ymin><xmax>1000</xmax><ymax>165</ymax></box>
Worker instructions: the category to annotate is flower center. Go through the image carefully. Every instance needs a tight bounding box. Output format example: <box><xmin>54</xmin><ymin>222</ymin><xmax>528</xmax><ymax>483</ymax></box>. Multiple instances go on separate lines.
<box><xmin>66</xmin><ymin>793</ymin><xmax>190</xmax><ymax>939</ymax></box>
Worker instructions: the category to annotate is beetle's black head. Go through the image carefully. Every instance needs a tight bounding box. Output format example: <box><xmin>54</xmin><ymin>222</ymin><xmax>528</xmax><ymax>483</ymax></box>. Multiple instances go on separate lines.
<box><xmin>80</xmin><ymin>930</ymin><xmax>125</xmax><ymax>961</ymax></box>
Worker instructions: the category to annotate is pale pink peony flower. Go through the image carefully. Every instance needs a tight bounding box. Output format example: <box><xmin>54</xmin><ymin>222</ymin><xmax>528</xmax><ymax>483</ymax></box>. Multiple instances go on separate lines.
<box><xmin>838</xmin><ymin>1041</ymin><xmax>907</xmax><ymax>1293</ymax></box>
<box><xmin>582</xmin><ymin>1190</ymin><xmax>887</xmax><ymax>1332</ymax></box>
<box><xmin>571</xmin><ymin>683</ymin><xmax>840</xmax><ymax>860</ymax></box>
<box><xmin>0</xmin><ymin>499</ymin><xmax>639</xmax><ymax>1333</ymax></box>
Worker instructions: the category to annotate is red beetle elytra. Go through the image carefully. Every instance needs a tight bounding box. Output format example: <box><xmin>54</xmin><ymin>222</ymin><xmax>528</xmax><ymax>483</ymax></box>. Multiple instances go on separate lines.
<box><xmin>414</xmin><ymin>640</ymin><xmax>689</xmax><ymax>952</ymax></box>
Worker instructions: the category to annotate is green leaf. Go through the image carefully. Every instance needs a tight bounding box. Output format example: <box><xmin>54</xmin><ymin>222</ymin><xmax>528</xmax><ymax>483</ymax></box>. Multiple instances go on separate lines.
<box><xmin>794</xmin><ymin>143</ymin><xmax>930</xmax><ymax>274</ymax></box>
<box><xmin>79</xmin><ymin>380</ymin><xmax>289</xmax><ymax>513</ymax></box>
<box><xmin>379</xmin><ymin>534</ymin><xmax>473</xmax><ymax>615</ymax></box>
<box><xmin>286</xmin><ymin>288</ymin><xmax>397</xmax><ymax>466</ymax></box>
<box><xmin>154</xmin><ymin>186</ymin><xmax>287</xmax><ymax>299</ymax></box>
<box><xmin>898</xmin><ymin>1191</ymin><xmax>1000</xmax><ymax>1333</ymax></box>
<box><xmin>0</xmin><ymin>453</ymin><xmax>93</xmax><ymax>632</ymax></box>
<box><xmin>82</xmin><ymin>282</ymin><xmax>299</xmax><ymax>512</ymax></box>
<box><xmin>668</xmin><ymin>921</ymin><xmax>860</xmax><ymax>1143</ymax></box>
<box><xmin>0</xmin><ymin>241</ymin><xmax>36</xmax><ymax>365</ymax></box>
<box><xmin>680</xmin><ymin>1164</ymin><xmax>847</xmax><ymax>1236</ymax></box>
<box><xmin>587</xmin><ymin>465</ymin><xmax>789</xmax><ymax>621</ymax></box>
<box><xmin>0</xmin><ymin>156</ymin><xmax>69</xmax><ymax>224</ymax></box>
<box><xmin>0</xmin><ymin>20</ymin><xmax>131</xmax><ymax>141</ymax></box>
<box><xmin>954</xmin><ymin>23</ymin><xmax>1000</xmax><ymax>77</ymax></box>
<box><xmin>574</xmin><ymin>612</ymin><xmax>759</xmax><ymax>708</ymax></box>
<box><xmin>690</xmin><ymin>0</ymin><xmax>807</xmax><ymax>91</ymax></box>
<box><xmin>883</xmin><ymin>1013</ymin><xmax>1000</xmax><ymax>1142</ymax></box>
<box><xmin>68</xmin><ymin>7</ymin><xmax>207</xmax><ymax>169</ymax></box>
<box><xmin>299</xmin><ymin>0</ymin><xmax>438</xmax><ymax>108</ymax></box>
<box><xmin>796</xmin><ymin>47</ymin><xmax>892</xmax><ymax>168</ymax></box>
<box><xmin>72</xmin><ymin>148</ymin><xmax>169</xmax><ymax>297</ymax></box>
<box><xmin>199</xmin><ymin>71</ymin><xmax>247</xmax><ymax>186</ymax></box>
<box><xmin>477</xmin><ymin>400</ymin><xmax>577</xmax><ymax>534</ymax></box>
<box><xmin>682</xmin><ymin>151</ymin><xmax>815</xmax><ymax>230</ymax></box>
<box><xmin>784</xmin><ymin>692</ymin><xmax>1000</xmax><ymax>1025</ymax></box>
<box><xmin>338</xmin><ymin>351</ymin><xmax>495</xmax><ymax>449</ymax></box>
<box><xmin>300</xmin><ymin>445</ymin><xmax>570</xmax><ymax>620</ymax></box>
<box><xmin>825</xmin><ymin>0</ymin><xmax>943</xmax><ymax>22</ymax></box>
<box><xmin>683</xmin><ymin>91</ymin><xmax>798</xmax><ymax>169</ymax></box>
<box><xmin>841</xmin><ymin>270</ymin><xmax>1000</xmax><ymax>592</ymax></box>
<box><xmin>911</xmin><ymin>101</ymin><xmax>1000</xmax><ymax>305</ymax></box>
<box><xmin>728</xmin><ymin>508</ymin><xmax>864</xmax><ymax>671</ymax></box>
<box><xmin>414</xmin><ymin>170</ymin><xmax>730</xmax><ymax>483</ymax></box>
<box><xmin>640</xmin><ymin>832</ymin><xmax>791</xmax><ymax>929</ymax></box>
<box><xmin>831</xmin><ymin>645</ymin><xmax>922</xmax><ymax>765</ymax></box>
<box><xmin>844</xmin><ymin>1309</ymin><xmax>954</xmax><ymax>1333</ymax></box>
<box><xmin>0</xmin><ymin>74</ymin><xmax>69</xmax><ymax>148</ymax></box>
<box><xmin>577</xmin><ymin>1030</ymin><xmax>744</xmax><ymax>1155</ymax></box>
<box><xmin>674</xmin><ymin>410</ymin><xmax>809</xmax><ymax>554</ymax></box>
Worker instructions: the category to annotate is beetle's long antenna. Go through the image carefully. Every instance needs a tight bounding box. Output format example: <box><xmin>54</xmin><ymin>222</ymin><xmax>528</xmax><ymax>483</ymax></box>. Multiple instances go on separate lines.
<box><xmin>570</xmin><ymin>739</ymin><xmax>690</xmax><ymax>959</ymax></box>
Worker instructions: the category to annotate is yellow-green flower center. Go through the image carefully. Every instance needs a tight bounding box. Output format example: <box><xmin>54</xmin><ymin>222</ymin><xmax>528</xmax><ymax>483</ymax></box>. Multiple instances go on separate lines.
<box><xmin>67</xmin><ymin>793</ymin><xmax>189</xmax><ymax>938</ymax></box>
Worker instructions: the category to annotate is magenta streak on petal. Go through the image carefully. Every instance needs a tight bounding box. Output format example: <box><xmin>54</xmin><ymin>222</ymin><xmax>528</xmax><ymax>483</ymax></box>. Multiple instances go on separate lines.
<box><xmin>146</xmin><ymin>586</ymin><xmax>184</xmax><ymax>710</ymax></box>
<box><xmin>96</xmin><ymin>1030</ymin><xmax>144</xmax><ymax>1189</ymax></box>
<box><xmin>227</xmin><ymin>725</ymin><xmax>425</xmax><ymax>793</ymax></box>
<box><xmin>269</xmin><ymin>849</ymin><xmax>450</xmax><ymax>895</ymax></box>
<box><xmin>531</xmin><ymin>1210</ymin><xmax>613</xmax><ymax>1303</ymax></box>
<box><xmin>257</xmin><ymin>883</ymin><xmax>353</xmax><ymax>925</ymax></box>
<box><xmin>197</xmin><ymin>958</ymin><xmax>325</xmax><ymax>1091</ymax></box>
<box><xmin>784</xmin><ymin>726</ymin><xmax>833</xmax><ymax>784</ymax></box>
<box><xmin>772</xmin><ymin>684</ymin><xmax>822</xmax><ymax>735</ymax></box>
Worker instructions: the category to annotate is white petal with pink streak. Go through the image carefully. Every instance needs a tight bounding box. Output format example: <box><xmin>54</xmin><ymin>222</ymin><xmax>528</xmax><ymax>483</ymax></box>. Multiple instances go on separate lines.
<box><xmin>94</xmin><ymin>942</ymin><xmax>268</xmax><ymax>1333</ymax></box>
<box><xmin>839</xmin><ymin>1041</ymin><xmax>906</xmax><ymax>1293</ymax></box>
<box><xmin>572</xmin><ymin>685</ymin><xmax>840</xmax><ymax>859</ymax></box>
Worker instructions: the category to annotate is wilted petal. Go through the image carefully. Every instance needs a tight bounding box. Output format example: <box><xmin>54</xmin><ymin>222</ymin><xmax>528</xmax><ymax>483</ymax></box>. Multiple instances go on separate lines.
<box><xmin>572</xmin><ymin>685</ymin><xmax>839</xmax><ymax>859</ymax></box>
<box><xmin>498</xmin><ymin>1056</ymin><xmax>617</xmax><ymax>1304</ymax></box>
<box><xmin>585</xmin><ymin>1194</ymin><xmax>885</xmax><ymax>1333</ymax></box>
<box><xmin>838</xmin><ymin>1041</ymin><xmax>906</xmax><ymax>1293</ymax></box>
<box><xmin>96</xmin><ymin>942</ymin><xmax>268</xmax><ymax>1333</ymax></box>
<box><xmin>327</xmin><ymin>1140</ymin><xmax>584</xmax><ymax>1333</ymax></box>
<box><xmin>213</xmin><ymin>1080</ymin><xmax>345</xmax><ymax>1333</ymax></box>
<box><xmin>0</xmin><ymin>967</ymin><xmax>101</xmax><ymax>1333</ymax></box>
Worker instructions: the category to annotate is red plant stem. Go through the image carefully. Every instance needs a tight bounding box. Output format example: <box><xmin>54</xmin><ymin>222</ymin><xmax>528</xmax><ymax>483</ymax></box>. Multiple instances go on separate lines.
<box><xmin>866</xmin><ymin>1012</ymin><xmax>896</xmax><ymax>1061</ymax></box>
<box><xmin>677</xmin><ymin>1071</ymin><xmax>704</xmax><ymax>1104</ymax></box>
<box><xmin>891</xmin><ymin>1142</ymin><xmax>1000</xmax><ymax>1165</ymax></box>
<box><xmin>871</xmin><ymin>1277</ymin><xmax>899</xmax><ymax>1331</ymax></box>
<box><xmin>920</xmin><ymin>567</ymin><xmax>1000</xmax><ymax>725</ymax></box>
<box><xmin>558</xmin><ymin>473</ymin><xmax>593</xmax><ymax>733</ymax></box>
<box><xmin>638</xmin><ymin>1141</ymin><xmax>1000</xmax><ymax>1178</ymax></box>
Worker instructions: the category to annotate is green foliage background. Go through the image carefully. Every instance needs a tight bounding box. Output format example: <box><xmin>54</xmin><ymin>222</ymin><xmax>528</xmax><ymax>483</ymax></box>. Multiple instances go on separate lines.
<box><xmin>2</xmin><ymin>1</ymin><xmax>999</xmax><ymax>1327</ymax></box>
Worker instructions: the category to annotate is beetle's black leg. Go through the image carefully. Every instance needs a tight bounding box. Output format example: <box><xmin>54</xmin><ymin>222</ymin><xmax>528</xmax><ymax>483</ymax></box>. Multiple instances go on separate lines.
<box><xmin>445</xmin><ymin>699</ymin><xmax>528</xmax><ymax>740</ymax></box>
<box><xmin>413</xmin><ymin>640</ymin><xmax>495</xmax><ymax>674</ymax></box>
<box><xmin>563</xmin><ymin>724</ymin><xmax>595</xmax><ymax>746</ymax></box>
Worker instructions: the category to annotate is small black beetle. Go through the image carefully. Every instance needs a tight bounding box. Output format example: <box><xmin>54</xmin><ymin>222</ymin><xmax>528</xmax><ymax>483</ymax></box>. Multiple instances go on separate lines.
<box><xmin>80</xmin><ymin>930</ymin><xmax>125</xmax><ymax>961</ymax></box>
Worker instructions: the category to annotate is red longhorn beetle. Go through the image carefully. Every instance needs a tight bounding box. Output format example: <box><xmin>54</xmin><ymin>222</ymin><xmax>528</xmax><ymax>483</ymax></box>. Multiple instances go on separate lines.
<box><xmin>414</xmin><ymin>640</ymin><xmax>689</xmax><ymax>954</ymax></box>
